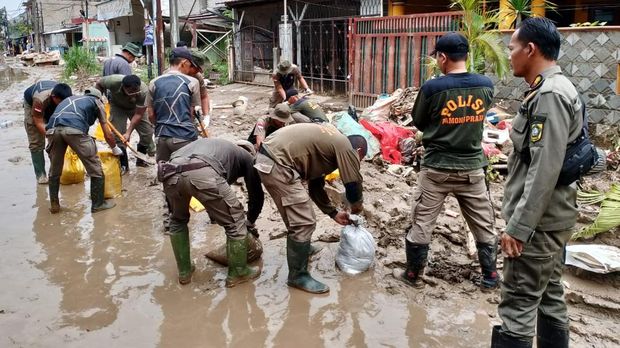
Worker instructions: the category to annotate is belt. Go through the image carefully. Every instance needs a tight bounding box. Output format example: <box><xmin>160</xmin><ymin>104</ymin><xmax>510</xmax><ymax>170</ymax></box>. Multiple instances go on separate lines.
<box><xmin>173</xmin><ymin>161</ymin><xmax>209</xmax><ymax>173</ymax></box>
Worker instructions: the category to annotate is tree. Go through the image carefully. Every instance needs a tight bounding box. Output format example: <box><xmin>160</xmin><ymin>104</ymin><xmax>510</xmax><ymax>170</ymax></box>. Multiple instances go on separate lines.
<box><xmin>449</xmin><ymin>0</ymin><xmax>510</xmax><ymax>79</ymax></box>
<box><xmin>502</xmin><ymin>0</ymin><xmax>557</xmax><ymax>28</ymax></box>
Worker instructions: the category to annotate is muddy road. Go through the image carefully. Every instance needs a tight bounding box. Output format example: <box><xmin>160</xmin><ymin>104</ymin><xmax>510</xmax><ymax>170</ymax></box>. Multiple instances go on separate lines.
<box><xmin>0</xmin><ymin>65</ymin><xmax>618</xmax><ymax>347</ymax></box>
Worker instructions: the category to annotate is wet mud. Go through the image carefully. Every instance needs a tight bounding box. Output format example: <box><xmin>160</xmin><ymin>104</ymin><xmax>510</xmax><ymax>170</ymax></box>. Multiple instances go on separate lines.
<box><xmin>0</xmin><ymin>67</ymin><xmax>618</xmax><ymax>347</ymax></box>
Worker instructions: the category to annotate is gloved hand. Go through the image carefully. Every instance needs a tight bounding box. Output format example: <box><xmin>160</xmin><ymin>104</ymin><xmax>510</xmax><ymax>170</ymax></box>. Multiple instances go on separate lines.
<box><xmin>303</xmin><ymin>88</ymin><xmax>314</xmax><ymax>95</ymax></box>
<box><xmin>246</xmin><ymin>220</ymin><xmax>259</xmax><ymax>238</ymax></box>
<box><xmin>111</xmin><ymin>145</ymin><xmax>123</xmax><ymax>156</ymax></box>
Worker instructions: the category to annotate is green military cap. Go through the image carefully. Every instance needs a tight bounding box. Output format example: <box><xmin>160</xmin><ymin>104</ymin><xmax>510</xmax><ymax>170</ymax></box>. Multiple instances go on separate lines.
<box><xmin>122</xmin><ymin>42</ymin><xmax>143</xmax><ymax>58</ymax></box>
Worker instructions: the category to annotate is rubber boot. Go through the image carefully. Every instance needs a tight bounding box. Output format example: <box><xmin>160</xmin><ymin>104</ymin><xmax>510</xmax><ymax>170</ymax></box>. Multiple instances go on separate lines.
<box><xmin>477</xmin><ymin>242</ymin><xmax>499</xmax><ymax>292</ymax></box>
<box><xmin>536</xmin><ymin>314</ymin><xmax>569</xmax><ymax>348</ymax></box>
<box><xmin>135</xmin><ymin>144</ymin><xmax>149</xmax><ymax>167</ymax></box>
<box><xmin>491</xmin><ymin>326</ymin><xmax>533</xmax><ymax>348</ymax></box>
<box><xmin>401</xmin><ymin>239</ymin><xmax>428</xmax><ymax>288</ymax></box>
<box><xmin>49</xmin><ymin>176</ymin><xmax>61</xmax><ymax>214</ymax></box>
<box><xmin>225</xmin><ymin>237</ymin><xmax>260</xmax><ymax>288</ymax></box>
<box><xmin>169</xmin><ymin>224</ymin><xmax>194</xmax><ymax>285</ymax></box>
<box><xmin>31</xmin><ymin>150</ymin><xmax>48</xmax><ymax>184</ymax></box>
<box><xmin>91</xmin><ymin>177</ymin><xmax>116</xmax><ymax>212</ymax></box>
<box><xmin>119</xmin><ymin>146</ymin><xmax>129</xmax><ymax>174</ymax></box>
<box><xmin>287</xmin><ymin>237</ymin><xmax>329</xmax><ymax>294</ymax></box>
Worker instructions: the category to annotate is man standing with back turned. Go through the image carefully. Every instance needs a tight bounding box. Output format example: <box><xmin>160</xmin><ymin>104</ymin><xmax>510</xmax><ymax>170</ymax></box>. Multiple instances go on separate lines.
<box><xmin>491</xmin><ymin>18</ymin><xmax>582</xmax><ymax>348</ymax></box>
<box><xmin>402</xmin><ymin>32</ymin><xmax>498</xmax><ymax>292</ymax></box>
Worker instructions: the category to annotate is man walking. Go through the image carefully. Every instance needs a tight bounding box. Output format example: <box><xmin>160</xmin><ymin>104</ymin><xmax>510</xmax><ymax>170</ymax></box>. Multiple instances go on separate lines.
<box><xmin>255</xmin><ymin>123</ymin><xmax>367</xmax><ymax>294</ymax></box>
<box><xmin>402</xmin><ymin>32</ymin><xmax>498</xmax><ymax>291</ymax></box>
<box><xmin>96</xmin><ymin>74</ymin><xmax>154</xmax><ymax>170</ymax></box>
<box><xmin>46</xmin><ymin>89</ymin><xmax>122</xmax><ymax>213</ymax></box>
<box><xmin>102</xmin><ymin>42</ymin><xmax>142</xmax><ymax>76</ymax></box>
<box><xmin>160</xmin><ymin>138</ymin><xmax>264</xmax><ymax>286</ymax></box>
<box><xmin>147</xmin><ymin>47</ymin><xmax>202</xmax><ymax>162</ymax></box>
<box><xmin>491</xmin><ymin>17</ymin><xmax>581</xmax><ymax>348</ymax></box>
<box><xmin>23</xmin><ymin>81</ymin><xmax>72</xmax><ymax>183</ymax></box>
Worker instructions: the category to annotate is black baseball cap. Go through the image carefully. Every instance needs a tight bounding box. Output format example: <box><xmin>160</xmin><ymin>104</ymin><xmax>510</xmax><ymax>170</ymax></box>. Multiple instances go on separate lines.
<box><xmin>170</xmin><ymin>47</ymin><xmax>202</xmax><ymax>71</ymax></box>
<box><xmin>430</xmin><ymin>32</ymin><xmax>469</xmax><ymax>56</ymax></box>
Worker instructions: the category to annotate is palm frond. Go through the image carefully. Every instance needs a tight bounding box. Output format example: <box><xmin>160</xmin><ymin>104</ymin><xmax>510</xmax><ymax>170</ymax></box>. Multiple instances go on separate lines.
<box><xmin>573</xmin><ymin>184</ymin><xmax>620</xmax><ymax>240</ymax></box>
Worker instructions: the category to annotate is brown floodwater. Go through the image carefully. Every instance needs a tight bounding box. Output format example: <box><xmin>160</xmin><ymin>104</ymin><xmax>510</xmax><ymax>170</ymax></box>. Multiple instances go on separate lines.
<box><xmin>0</xmin><ymin>68</ymin><xmax>495</xmax><ymax>347</ymax></box>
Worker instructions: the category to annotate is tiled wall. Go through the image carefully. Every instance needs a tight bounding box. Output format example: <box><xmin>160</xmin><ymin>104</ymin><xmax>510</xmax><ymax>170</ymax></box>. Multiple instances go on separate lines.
<box><xmin>489</xmin><ymin>27</ymin><xmax>620</xmax><ymax>124</ymax></box>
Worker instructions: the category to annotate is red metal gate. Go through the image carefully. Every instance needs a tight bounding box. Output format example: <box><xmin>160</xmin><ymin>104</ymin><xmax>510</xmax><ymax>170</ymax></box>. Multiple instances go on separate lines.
<box><xmin>349</xmin><ymin>12</ymin><xmax>463</xmax><ymax>108</ymax></box>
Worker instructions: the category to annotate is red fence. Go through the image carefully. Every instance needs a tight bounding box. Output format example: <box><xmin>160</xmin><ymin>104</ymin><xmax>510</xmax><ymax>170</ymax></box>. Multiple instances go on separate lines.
<box><xmin>349</xmin><ymin>12</ymin><xmax>463</xmax><ymax>108</ymax></box>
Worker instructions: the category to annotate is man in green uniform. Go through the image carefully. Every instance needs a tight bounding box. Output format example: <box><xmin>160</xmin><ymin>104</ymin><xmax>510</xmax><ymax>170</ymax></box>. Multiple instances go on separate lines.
<box><xmin>160</xmin><ymin>138</ymin><xmax>264</xmax><ymax>286</ymax></box>
<box><xmin>23</xmin><ymin>81</ymin><xmax>73</xmax><ymax>183</ymax></box>
<box><xmin>254</xmin><ymin>123</ymin><xmax>367</xmax><ymax>294</ymax></box>
<box><xmin>96</xmin><ymin>74</ymin><xmax>154</xmax><ymax>170</ymax></box>
<box><xmin>247</xmin><ymin>103</ymin><xmax>294</xmax><ymax>150</ymax></box>
<box><xmin>46</xmin><ymin>88</ymin><xmax>122</xmax><ymax>214</ymax></box>
<box><xmin>286</xmin><ymin>89</ymin><xmax>328</xmax><ymax>123</ymax></box>
<box><xmin>402</xmin><ymin>32</ymin><xmax>498</xmax><ymax>291</ymax></box>
<box><xmin>270</xmin><ymin>60</ymin><xmax>311</xmax><ymax>108</ymax></box>
<box><xmin>491</xmin><ymin>18</ymin><xmax>581</xmax><ymax>348</ymax></box>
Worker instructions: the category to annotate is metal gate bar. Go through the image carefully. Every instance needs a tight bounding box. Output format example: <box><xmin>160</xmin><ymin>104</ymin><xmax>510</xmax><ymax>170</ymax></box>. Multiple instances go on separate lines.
<box><xmin>349</xmin><ymin>12</ymin><xmax>463</xmax><ymax>108</ymax></box>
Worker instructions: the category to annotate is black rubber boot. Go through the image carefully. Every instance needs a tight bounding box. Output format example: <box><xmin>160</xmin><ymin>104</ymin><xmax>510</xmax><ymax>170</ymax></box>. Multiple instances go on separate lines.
<box><xmin>287</xmin><ymin>237</ymin><xmax>329</xmax><ymax>294</ymax></box>
<box><xmin>477</xmin><ymin>242</ymin><xmax>499</xmax><ymax>292</ymax></box>
<box><xmin>31</xmin><ymin>150</ymin><xmax>48</xmax><ymax>184</ymax></box>
<box><xmin>119</xmin><ymin>146</ymin><xmax>129</xmax><ymax>174</ymax></box>
<box><xmin>91</xmin><ymin>177</ymin><xmax>116</xmax><ymax>212</ymax></box>
<box><xmin>491</xmin><ymin>325</ymin><xmax>533</xmax><ymax>348</ymax></box>
<box><xmin>135</xmin><ymin>144</ymin><xmax>149</xmax><ymax>167</ymax></box>
<box><xmin>401</xmin><ymin>239</ymin><xmax>428</xmax><ymax>288</ymax></box>
<box><xmin>536</xmin><ymin>314</ymin><xmax>569</xmax><ymax>348</ymax></box>
<box><xmin>225</xmin><ymin>237</ymin><xmax>260</xmax><ymax>287</ymax></box>
<box><xmin>169</xmin><ymin>223</ymin><xmax>195</xmax><ymax>285</ymax></box>
<box><xmin>49</xmin><ymin>176</ymin><xmax>61</xmax><ymax>214</ymax></box>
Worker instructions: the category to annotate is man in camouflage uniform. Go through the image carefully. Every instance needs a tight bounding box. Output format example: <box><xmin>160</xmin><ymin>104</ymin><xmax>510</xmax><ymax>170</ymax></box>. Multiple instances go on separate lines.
<box><xmin>491</xmin><ymin>18</ymin><xmax>580</xmax><ymax>348</ymax></box>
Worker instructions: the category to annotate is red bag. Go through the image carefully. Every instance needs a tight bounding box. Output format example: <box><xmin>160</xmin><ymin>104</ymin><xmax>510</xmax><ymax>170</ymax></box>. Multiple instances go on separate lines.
<box><xmin>360</xmin><ymin>120</ymin><xmax>414</xmax><ymax>164</ymax></box>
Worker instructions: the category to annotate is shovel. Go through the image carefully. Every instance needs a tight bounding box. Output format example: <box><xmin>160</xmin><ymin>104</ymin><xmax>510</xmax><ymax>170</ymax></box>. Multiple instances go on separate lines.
<box><xmin>106</xmin><ymin>122</ymin><xmax>156</xmax><ymax>165</ymax></box>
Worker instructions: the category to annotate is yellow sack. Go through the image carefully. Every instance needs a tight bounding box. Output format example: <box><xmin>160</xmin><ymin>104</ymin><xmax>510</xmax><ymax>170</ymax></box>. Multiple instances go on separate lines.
<box><xmin>60</xmin><ymin>148</ymin><xmax>85</xmax><ymax>185</ymax></box>
<box><xmin>190</xmin><ymin>197</ymin><xmax>205</xmax><ymax>212</ymax></box>
<box><xmin>325</xmin><ymin>169</ymin><xmax>340</xmax><ymax>182</ymax></box>
<box><xmin>98</xmin><ymin>151</ymin><xmax>122</xmax><ymax>198</ymax></box>
<box><xmin>94</xmin><ymin>103</ymin><xmax>111</xmax><ymax>141</ymax></box>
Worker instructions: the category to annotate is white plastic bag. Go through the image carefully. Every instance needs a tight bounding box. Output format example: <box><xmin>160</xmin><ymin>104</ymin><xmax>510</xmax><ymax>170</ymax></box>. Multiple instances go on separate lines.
<box><xmin>336</xmin><ymin>215</ymin><xmax>376</xmax><ymax>275</ymax></box>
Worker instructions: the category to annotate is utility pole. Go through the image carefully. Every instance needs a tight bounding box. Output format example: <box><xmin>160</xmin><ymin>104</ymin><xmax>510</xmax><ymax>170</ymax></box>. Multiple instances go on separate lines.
<box><xmin>84</xmin><ymin>0</ymin><xmax>89</xmax><ymax>51</ymax></box>
<box><xmin>169</xmin><ymin>0</ymin><xmax>178</xmax><ymax>48</ymax></box>
<box><xmin>32</xmin><ymin>0</ymin><xmax>40</xmax><ymax>52</ymax></box>
<box><xmin>156</xmin><ymin>0</ymin><xmax>164</xmax><ymax>74</ymax></box>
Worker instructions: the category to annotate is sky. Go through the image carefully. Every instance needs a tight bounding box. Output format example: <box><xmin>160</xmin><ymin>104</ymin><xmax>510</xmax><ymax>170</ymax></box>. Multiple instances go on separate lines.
<box><xmin>4</xmin><ymin>0</ymin><xmax>26</xmax><ymax>19</ymax></box>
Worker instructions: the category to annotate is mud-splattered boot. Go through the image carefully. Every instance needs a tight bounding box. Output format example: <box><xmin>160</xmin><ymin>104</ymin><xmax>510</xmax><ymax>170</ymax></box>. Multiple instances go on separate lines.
<box><xmin>536</xmin><ymin>314</ymin><xmax>569</xmax><ymax>348</ymax></box>
<box><xmin>31</xmin><ymin>150</ymin><xmax>48</xmax><ymax>184</ymax></box>
<box><xmin>477</xmin><ymin>242</ymin><xmax>499</xmax><ymax>292</ymax></box>
<box><xmin>287</xmin><ymin>237</ymin><xmax>329</xmax><ymax>294</ymax></box>
<box><xmin>225</xmin><ymin>237</ymin><xmax>260</xmax><ymax>288</ymax></box>
<box><xmin>91</xmin><ymin>177</ymin><xmax>116</xmax><ymax>212</ymax></box>
<box><xmin>401</xmin><ymin>240</ymin><xmax>428</xmax><ymax>289</ymax></box>
<box><xmin>135</xmin><ymin>144</ymin><xmax>149</xmax><ymax>167</ymax></box>
<box><xmin>169</xmin><ymin>224</ymin><xmax>195</xmax><ymax>285</ymax></box>
<box><xmin>491</xmin><ymin>325</ymin><xmax>532</xmax><ymax>348</ymax></box>
<box><xmin>49</xmin><ymin>176</ymin><xmax>61</xmax><ymax>214</ymax></box>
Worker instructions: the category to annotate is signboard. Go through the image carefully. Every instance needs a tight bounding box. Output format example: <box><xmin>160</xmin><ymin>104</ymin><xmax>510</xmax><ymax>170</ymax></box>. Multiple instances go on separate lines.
<box><xmin>144</xmin><ymin>25</ymin><xmax>154</xmax><ymax>46</ymax></box>
<box><xmin>96</xmin><ymin>0</ymin><xmax>133</xmax><ymax>21</ymax></box>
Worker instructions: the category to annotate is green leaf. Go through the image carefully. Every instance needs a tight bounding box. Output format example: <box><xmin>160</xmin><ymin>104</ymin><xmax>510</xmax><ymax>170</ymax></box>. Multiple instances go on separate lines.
<box><xmin>573</xmin><ymin>184</ymin><xmax>620</xmax><ymax>240</ymax></box>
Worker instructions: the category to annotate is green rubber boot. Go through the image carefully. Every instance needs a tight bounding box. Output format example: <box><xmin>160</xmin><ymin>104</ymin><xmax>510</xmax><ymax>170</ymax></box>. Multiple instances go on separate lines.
<box><xmin>169</xmin><ymin>224</ymin><xmax>195</xmax><ymax>285</ymax></box>
<box><xmin>90</xmin><ymin>177</ymin><xmax>116</xmax><ymax>213</ymax></box>
<box><xmin>31</xmin><ymin>150</ymin><xmax>48</xmax><ymax>184</ymax></box>
<box><xmin>225</xmin><ymin>237</ymin><xmax>260</xmax><ymax>288</ymax></box>
<box><xmin>286</xmin><ymin>237</ymin><xmax>329</xmax><ymax>294</ymax></box>
<box><xmin>49</xmin><ymin>176</ymin><xmax>61</xmax><ymax>214</ymax></box>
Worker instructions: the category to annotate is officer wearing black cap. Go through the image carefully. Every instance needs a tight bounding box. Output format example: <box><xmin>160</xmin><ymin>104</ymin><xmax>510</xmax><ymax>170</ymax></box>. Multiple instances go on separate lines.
<box><xmin>401</xmin><ymin>32</ymin><xmax>498</xmax><ymax>292</ymax></box>
<box><xmin>147</xmin><ymin>47</ymin><xmax>202</xmax><ymax>162</ymax></box>
<box><xmin>46</xmin><ymin>89</ymin><xmax>122</xmax><ymax>214</ymax></box>
<box><xmin>96</xmin><ymin>74</ymin><xmax>154</xmax><ymax>170</ymax></box>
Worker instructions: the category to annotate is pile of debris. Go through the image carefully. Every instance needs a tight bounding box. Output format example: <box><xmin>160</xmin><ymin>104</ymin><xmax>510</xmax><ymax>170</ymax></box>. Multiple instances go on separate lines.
<box><xmin>20</xmin><ymin>51</ymin><xmax>62</xmax><ymax>66</ymax></box>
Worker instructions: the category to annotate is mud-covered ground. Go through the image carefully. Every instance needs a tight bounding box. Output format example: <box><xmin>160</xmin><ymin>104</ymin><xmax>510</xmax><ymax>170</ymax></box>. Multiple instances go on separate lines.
<box><xmin>0</xmin><ymin>63</ymin><xmax>618</xmax><ymax>347</ymax></box>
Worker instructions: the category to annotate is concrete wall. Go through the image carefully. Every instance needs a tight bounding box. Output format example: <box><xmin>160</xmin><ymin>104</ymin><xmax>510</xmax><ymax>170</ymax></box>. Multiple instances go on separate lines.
<box><xmin>489</xmin><ymin>27</ymin><xmax>620</xmax><ymax>125</ymax></box>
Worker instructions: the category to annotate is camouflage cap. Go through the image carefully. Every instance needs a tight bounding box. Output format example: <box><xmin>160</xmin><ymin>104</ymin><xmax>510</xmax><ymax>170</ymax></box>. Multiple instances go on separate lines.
<box><xmin>189</xmin><ymin>49</ymin><xmax>206</xmax><ymax>72</ymax></box>
<box><xmin>122</xmin><ymin>42</ymin><xmax>143</xmax><ymax>57</ymax></box>
<box><xmin>272</xmin><ymin>103</ymin><xmax>293</xmax><ymax>123</ymax></box>
<box><xmin>276</xmin><ymin>60</ymin><xmax>293</xmax><ymax>75</ymax></box>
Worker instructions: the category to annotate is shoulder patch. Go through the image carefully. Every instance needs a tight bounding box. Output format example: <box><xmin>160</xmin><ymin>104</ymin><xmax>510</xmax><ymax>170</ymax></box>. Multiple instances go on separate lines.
<box><xmin>529</xmin><ymin>115</ymin><xmax>546</xmax><ymax>143</ymax></box>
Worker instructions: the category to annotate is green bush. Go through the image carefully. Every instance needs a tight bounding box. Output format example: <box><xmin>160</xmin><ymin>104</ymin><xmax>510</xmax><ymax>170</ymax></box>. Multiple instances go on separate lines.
<box><xmin>63</xmin><ymin>46</ymin><xmax>100</xmax><ymax>78</ymax></box>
